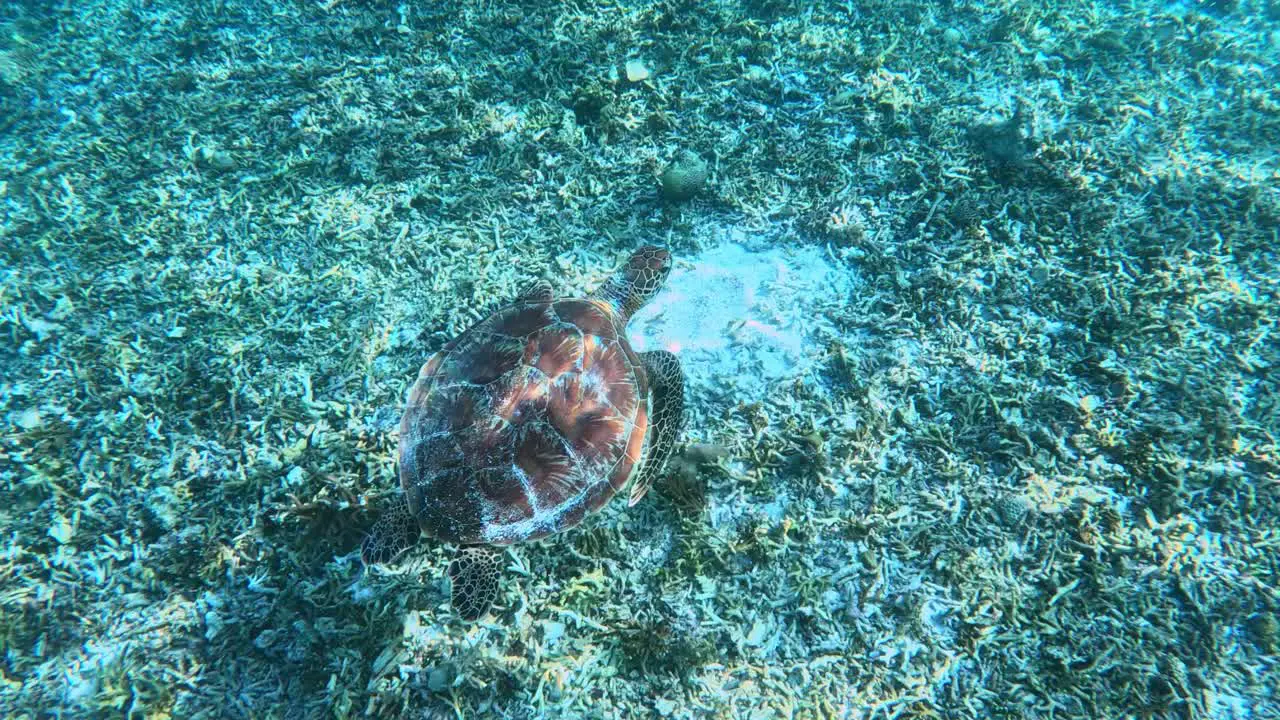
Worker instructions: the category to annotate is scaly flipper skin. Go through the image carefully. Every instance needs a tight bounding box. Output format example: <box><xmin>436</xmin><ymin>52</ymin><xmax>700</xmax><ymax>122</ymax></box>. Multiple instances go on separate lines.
<box><xmin>516</xmin><ymin>279</ymin><xmax>554</xmax><ymax>304</ymax></box>
<box><xmin>448</xmin><ymin>546</ymin><xmax>504</xmax><ymax>621</ymax></box>
<box><xmin>361</xmin><ymin>494</ymin><xmax>420</xmax><ymax>565</ymax></box>
<box><xmin>589</xmin><ymin>245</ymin><xmax>671</xmax><ymax>321</ymax></box>
<box><xmin>629</xmin><ymin>350</ymin><xmax>685</xmax><ymax>506</ymax></box>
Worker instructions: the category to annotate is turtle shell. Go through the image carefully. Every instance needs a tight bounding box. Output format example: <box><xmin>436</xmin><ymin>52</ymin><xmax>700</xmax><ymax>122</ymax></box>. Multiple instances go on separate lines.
<box><xmin>398</xmin><ymin>297</ymin><xmax>650</xmax><ymax>546</ymax></box>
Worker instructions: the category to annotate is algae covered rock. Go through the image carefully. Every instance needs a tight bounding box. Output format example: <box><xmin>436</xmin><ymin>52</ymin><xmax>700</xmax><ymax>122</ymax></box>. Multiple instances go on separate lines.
<box><xmin>660</xmin><ymin>149</ymin><xmax>707</xmax><ymax>201</ymax></box>
<box><xmin>1247</xmin><ymin>612</ymin><xmax>1278</xmax><ymax>653</ymax></box>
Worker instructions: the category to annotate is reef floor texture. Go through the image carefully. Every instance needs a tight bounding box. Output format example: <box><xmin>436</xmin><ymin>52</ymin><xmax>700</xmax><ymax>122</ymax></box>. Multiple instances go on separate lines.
<box><xmin>2</xmin><ymin>0</ymin><xmax>1278</xmax><ymax>718</ymax></box>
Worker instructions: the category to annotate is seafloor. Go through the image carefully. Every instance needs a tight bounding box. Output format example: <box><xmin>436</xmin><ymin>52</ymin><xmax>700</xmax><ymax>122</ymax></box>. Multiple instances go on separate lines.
<box><xmin>2</xmin><ymin>0</ymin><xmax>1278</xmax><ymax>718</ymax></box>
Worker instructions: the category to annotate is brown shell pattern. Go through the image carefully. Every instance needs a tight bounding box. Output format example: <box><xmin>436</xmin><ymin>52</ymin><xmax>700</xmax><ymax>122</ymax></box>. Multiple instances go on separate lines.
<box><xmin>398</xmin><ymin>299</ymin><xmax>649</xmax><ymax>545</ymax></box>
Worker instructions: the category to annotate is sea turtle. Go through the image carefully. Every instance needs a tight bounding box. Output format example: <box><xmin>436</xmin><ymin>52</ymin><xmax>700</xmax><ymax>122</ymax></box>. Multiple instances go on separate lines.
<box><xmin>363</xmin><ymin>246</ymin><xmax>684</xmax><ymax>620</ymax></box>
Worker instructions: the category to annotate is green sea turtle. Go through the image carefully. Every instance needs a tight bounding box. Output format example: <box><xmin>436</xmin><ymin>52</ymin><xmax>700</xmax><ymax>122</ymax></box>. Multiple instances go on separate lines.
<box><xmin>363</xmin><ymin>246</ymin><xmax>684</xmax><ymax>620</ymax></box>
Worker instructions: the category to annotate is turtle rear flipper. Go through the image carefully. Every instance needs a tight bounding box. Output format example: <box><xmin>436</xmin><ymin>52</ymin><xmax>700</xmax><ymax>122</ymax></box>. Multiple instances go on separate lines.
<box><xmin>448</xmin><ymin>546</ymin><xmax>503</xmax><ymax>621</ymax></box>
<box><xmin>361</xmin><ymin>495</ymin><xmax>420</xmax><ymax>565</ymax></box>
<box><xmin>629</xmin><ymin>350</ymin><xmax>685</xmax><ymax>506</ymax></box>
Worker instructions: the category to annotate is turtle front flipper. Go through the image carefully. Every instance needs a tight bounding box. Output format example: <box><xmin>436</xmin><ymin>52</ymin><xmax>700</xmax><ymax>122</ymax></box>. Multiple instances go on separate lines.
<box><xmin>448</xmin><ymin>546</ymin><xmax>503</xmax><ymax>621</ymax></box>
<box><xmin>362</xmin><ymin>494</ymin><xmax>421</xmax><ymax>565</ymax></box>
<box><xmin>629</xmin><ymin>350</ymin><xmax>685</xmax><ymax>506</ymax></box>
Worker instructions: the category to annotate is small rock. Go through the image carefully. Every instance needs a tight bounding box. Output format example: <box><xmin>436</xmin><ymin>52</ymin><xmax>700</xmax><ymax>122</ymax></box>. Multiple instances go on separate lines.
<box><xmin>427</xmin><ymin>666</ymin><xmax>450</xmax><ymax>692</ymax></box>
<box><xmin>12</xmin><ymin>407</ymin><xmax>42</xmax><ymax>430</ymax></box>
<box><xmin>47</xmin><ymin>514</ymin><xmax>75</xmax><ymax>544</ymax></box>
<box><xmin>744</xmin><ymin>64</ymin><xmax>771</xmax><ymax>83</ymax></box>
<box><xmin>203</xmin><ymin>608</ymin><xmax>226</xmax><ymax>641</ymax></box>
<box><xmin>49</xmin><ymin>296</ymin><xmax>75</xmax><ymax>320</ymax></box>
<box><xmin>22</xmin><ymin>316</ymin><xmax>60</xmax><ymax>341</ymax></box>
<box><xmin>625</xmin><ymin>60</ymin><xmax>650</xmax><ymax>83</ymax></box>
<box><xmin>542</xmin><ymin>620</ymin><xmax>566</xmax><ymax>648</ymax></box>
<box><xmin>254</xmin><ymin>628</ymin><xmax>279</xmax><ymax>651</ymax></box>
<box><xmin>198</xmin><ymin>146</ymin><xmax>236</xmax><ymax>172</ymax></box>
<box><xmin>660</xmin><ymin>150</ymin><xmax>708</xmax><ymax>202</ymax></box>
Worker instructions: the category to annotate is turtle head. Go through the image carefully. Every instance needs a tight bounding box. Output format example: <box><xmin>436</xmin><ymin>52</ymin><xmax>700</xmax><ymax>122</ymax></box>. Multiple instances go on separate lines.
<box><xmin>592</xmin><ymin>245</ymin><xmax>671</xmax><ymax>321</ymax></box>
